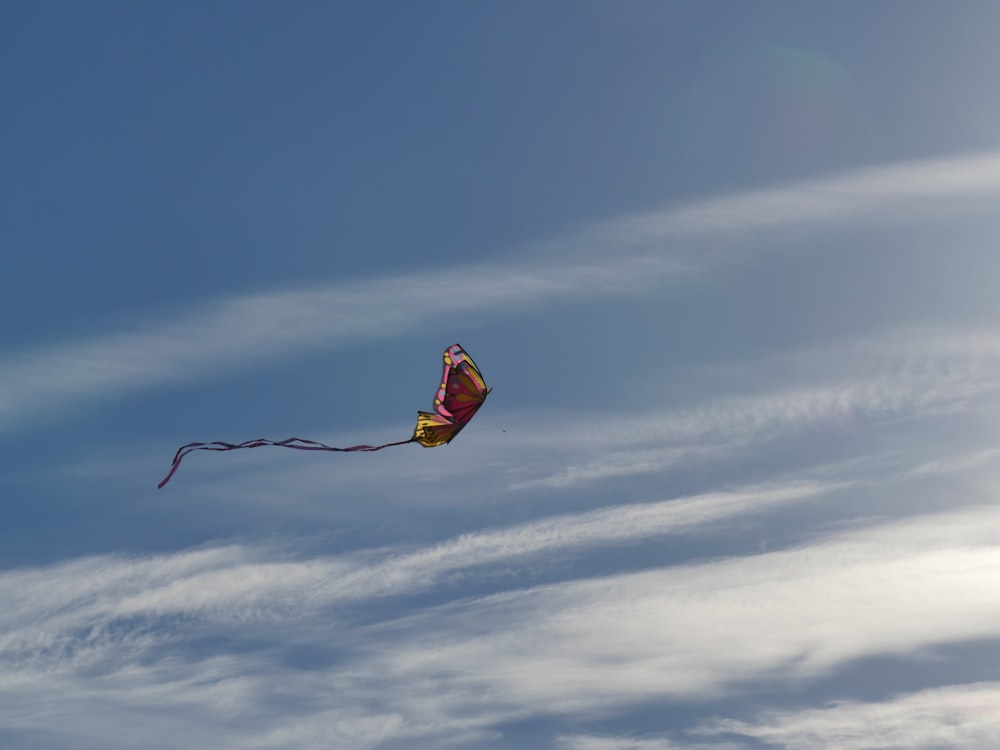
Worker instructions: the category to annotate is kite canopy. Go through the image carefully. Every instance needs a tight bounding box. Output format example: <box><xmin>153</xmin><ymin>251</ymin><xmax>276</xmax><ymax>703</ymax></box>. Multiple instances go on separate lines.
<box><xmin>157</xmin><ymin>343</ymin><xmax>490</xmax><ymax>488</ymax></box>
<box><xmin>412</xmin><ymin>343</ymin><xmax>492</xmax><ymax>447</ymax></box>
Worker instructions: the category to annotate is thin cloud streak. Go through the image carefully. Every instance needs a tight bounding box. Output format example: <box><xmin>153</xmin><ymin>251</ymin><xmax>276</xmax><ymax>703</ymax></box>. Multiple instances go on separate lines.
<box><xmin>508</xmin><ymin>326</ymin><xmax>1000</xmax><ymax>489</ymax></box>
<box><xmin>699</xmin><ymin>681</ymin><xmax>1000</xmax><ymax>749</ymax></box>
<box><xmin>4</xmin><ymin>150</ymin><xmax>1000</xmax><ymax>427</ymax></box>
<box><xmin>555</xmin><ymin>734</ymin><xmax>695</xmax><ymax>750</ymax></box>
<box><xmin>648</xmin><ymin>149</ymin><xmax>1000</xmax><ymax>238</ymax></box>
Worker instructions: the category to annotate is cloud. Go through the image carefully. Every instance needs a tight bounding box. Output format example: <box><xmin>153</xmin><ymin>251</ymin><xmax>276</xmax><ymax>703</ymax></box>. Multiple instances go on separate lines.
<box><xmin>5</xmin><ymin>498</ymin><xmax>1000</xmax><ymax>748</ymax></box>
<box><xmin>901</xmin><ymin>448</ymin><xmax>1000</xmax><ymax>479</ymax></box>
<box><xmin>505</xmin><ymin>324</ymin><xmax>1000</xmax><ymax>490</ymax></box>
<box><xmin>555</xmin><ymin>733</ymin><xmax>694</xmax><ymax>750</ymax></box>
<box><xmin>556</xmin><ymin>733</ymin><xmax>750</xmax><ymax>750</ymax></box>
<box><xmin>699</xmin><ymin>681</ymin><xmax>1000</xmax><ymax>749</ymax></box>
<box><xmin>4</xmin><ymin>150</ymin><xmax>1000</xmax><ymax>427</ymax></box>
<box><xmin>355</xmin><ymin>505</ymin><xmax>1000</xmax><ymax>723</ymax></box>
<box><xmin>558</xmin><ymin>681</ymin><xmax>1000</xmax><ymax>750</ymax></box>
<box><xmin>0</xmin><ymin>479</ymin><xmax>835</xmax><ymax>651</ymax></box>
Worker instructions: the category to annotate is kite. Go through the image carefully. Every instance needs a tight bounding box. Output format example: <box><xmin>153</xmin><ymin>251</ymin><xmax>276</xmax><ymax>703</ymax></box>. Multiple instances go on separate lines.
<box><xmin>157</xmin><ymin>343</ymin><xmax>490</xmax><ymax>488</ymax></box>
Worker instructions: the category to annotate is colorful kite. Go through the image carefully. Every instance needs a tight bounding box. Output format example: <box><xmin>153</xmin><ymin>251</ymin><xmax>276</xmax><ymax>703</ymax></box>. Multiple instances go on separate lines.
<box><xmin>157</xmin><ymin>343</ymin><xmax>490</xmax><ymax>488</ymax></box>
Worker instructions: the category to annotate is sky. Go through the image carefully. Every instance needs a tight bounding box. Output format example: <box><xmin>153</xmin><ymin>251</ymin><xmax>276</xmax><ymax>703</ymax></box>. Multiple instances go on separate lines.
<box><xmin>3</xmin><ymin>2</ymin><xmax>1000</xmax><ymax>748</ymax></box>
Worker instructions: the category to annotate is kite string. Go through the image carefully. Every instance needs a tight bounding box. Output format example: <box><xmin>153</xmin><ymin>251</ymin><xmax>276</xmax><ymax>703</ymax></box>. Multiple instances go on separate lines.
<box><xmin>157</xmin><ymin>436</ymin><xmax>417</xmax><ymax>489</ymax></box>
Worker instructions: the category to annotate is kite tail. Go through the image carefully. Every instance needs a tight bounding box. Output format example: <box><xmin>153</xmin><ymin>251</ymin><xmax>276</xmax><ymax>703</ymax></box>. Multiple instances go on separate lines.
<box><xmin>157</xmin><ymin>436</ymin><xmax>417</xmax><ymax>489</ymax></box>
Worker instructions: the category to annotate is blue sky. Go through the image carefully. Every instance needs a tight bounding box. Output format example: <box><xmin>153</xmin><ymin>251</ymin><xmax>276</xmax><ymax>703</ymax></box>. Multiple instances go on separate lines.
<box><xmin>4</xmin><ymin>3</ymin><xmax>1000</xmax><ymax>748</ymax></box>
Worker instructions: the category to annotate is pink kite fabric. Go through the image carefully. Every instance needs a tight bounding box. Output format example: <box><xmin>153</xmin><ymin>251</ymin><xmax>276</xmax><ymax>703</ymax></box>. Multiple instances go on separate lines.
<box><xmin>157</xmin><ymin>344</ymin><xmax>490</xmax><ymax>488</ymax></box>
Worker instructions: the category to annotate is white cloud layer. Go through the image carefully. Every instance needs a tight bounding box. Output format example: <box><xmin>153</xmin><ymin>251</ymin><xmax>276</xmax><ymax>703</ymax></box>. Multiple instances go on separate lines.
<box><xmin>0</xmin><ymin>479</ymin><xmax>835</xmax><ymax>644</ymax></box>
<box><xmin>3</xmin><ymin>490</ymin><xmax>1000</xmax><ymax>748</ymax></box>
<box><xmin>358</xmin><ymin>506</ymin><xmax>1000</xmax><ymax>716</ymax></box>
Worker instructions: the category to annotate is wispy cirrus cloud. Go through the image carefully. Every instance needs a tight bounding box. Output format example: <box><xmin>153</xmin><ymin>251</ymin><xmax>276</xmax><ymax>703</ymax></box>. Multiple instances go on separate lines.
<box><xmin>3</xmin><ymin>487</ymin><xmax>1000</xmax><ymax>748</ymax></box>
<box><xmin>0</xmin><ymin>477</ymin><xmax>837</xmax><ymax>749</ymax></box>
<box><xmin>360</xmin><ymin>505</ymin><xmax>1000</xmax><ymax>717</ymax></box>
<box><xmin>557</xmin><ymin>682</ymin><xmax>1000</xmax><ymax>750</ymax></box>
<box><xmin>0</xmin><ymin>479</ymin><xmax>835</xmax><ymax>647</ymax></box>
<box><xmin>698</xmin><ymin>681</ymin><xmax>1000</xmax><ymax>749</ymax></box>
<box><xmin>555</xmin><ymin>733</ymin><xmax>703</xmax><ymax>750</ymax></box>
<box><xmin>4</xmin><ymin>150</ymin><xmax>1000</xmax><ymax>428</ymax></box>
<box><xmin>505</xmin><ymin>324</ymin><xmax>1000</xmax><ymax>490</ymax></box>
